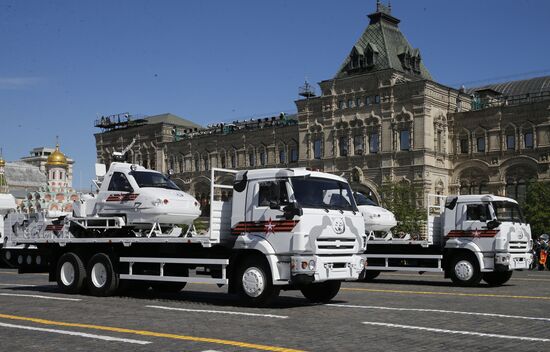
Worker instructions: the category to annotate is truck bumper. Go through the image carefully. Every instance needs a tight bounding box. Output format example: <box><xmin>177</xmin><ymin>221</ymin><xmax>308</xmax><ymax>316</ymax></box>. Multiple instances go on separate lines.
<box><xmin>290</xmin><ymin>254</ymin><xmax>367</xmax><ymax>283</ymax></box>
<box><xmin>495</xmin><ymin>252</ymin><xmax>533</xmax><ymax>271</ymax></box>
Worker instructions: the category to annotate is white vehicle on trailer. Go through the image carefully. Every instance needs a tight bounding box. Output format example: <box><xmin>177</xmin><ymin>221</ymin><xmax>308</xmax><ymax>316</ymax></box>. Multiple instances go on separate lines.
<box><xmin>0</xmin><ymin>194</ymin><xmax>16</xmax><ymax>249</ymax></box>
<box><xmin>362</xmin><ymin>194</ymin><xmax>533</xmax><ymax>286</ymax></box>
<box><xmin>2</xmin><ymin>162</ymin><xmax>367</xmax><ymax>306</ymax></box>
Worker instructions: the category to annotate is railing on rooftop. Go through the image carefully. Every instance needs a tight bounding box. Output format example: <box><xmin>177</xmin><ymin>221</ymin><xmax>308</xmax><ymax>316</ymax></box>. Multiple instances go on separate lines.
<box><xmin>94</xmin><ymin>112</ymin><xmax>148</xmax><ymax>131</ymax></box>
<box><xmin>471</xmin><ymin>91</ymin><xmax>550</xmax><ymax>111</ymax></box>
<box><xmin>172</xmin><ymin>114</ymin><xmax>298</xmax><ymax>142</ymax></box>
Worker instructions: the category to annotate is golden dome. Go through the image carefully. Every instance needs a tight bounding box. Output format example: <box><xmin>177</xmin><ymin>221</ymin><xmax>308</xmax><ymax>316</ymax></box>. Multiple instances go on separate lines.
<box><xmin>47</xmin><ymin>144</ymin><xmax>68</xmax><ymax>167</ymax></box>
<box><xmin>0</xmin><ymin>158</ymin><xmax>5</xmax><ymax>167</ymax></box>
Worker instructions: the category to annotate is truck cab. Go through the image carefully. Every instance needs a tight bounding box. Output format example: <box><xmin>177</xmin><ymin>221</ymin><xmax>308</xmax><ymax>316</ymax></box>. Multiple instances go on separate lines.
<box><xmin>224</xmin><ymin>168</ymin><xmax>367</xmax><ymax>302</ymax></box>
<box><xmin>444</xmin><ymin>195</ymin><xmax>532</xmax><ymax>280</ymax></box>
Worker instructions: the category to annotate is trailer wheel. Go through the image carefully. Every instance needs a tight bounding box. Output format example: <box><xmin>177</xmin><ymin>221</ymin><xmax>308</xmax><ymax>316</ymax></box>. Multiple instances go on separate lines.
<box><xmin>56</xmin><ymin>252</ymin><xmax>86</xmax><ymax>294</ymax></box>
<box><xmin>86</xmin><ymin>253</ymin><xmax>119</xmax><ymax>296</ymax></box>
<box><xmin>300</xmin><ymin>281</ymin><xmax>341</xmax><ymax>303</ymax></box>
<box><xmin>450</xmin><ymin>253</ymin><xmax>482</xmax><ymax>286</ymax></box>
<box><xmin>483</xmin><ymin>271</ymin><xmax>513</xmax><ymax>286</ymax></box>
<box><xmin>236</xmin><ymin>257</ymin><xmax>279</xmax><ymax>306</ymax></box>
<box><xmin>361</xmin><ymin>270</ymin><xmax>380</xmax><ymax>282</ymax></box>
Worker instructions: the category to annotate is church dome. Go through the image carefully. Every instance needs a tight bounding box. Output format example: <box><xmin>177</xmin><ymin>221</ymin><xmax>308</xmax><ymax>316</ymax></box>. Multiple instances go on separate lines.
<box><xmin>46</xmin><ymin>144</ymin><xmax>68</xmax><ymax>167</ymax></box>
<box><xmin>0</xmin><ymin>157</ymin><xmax>5</xmax><ymax>167</ymax></box>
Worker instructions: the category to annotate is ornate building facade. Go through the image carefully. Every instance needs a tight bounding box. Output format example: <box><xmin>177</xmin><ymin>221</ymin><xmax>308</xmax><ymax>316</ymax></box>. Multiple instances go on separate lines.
<box><xmin>94</xmin><ymin>3</ymin><xmax>550</xmax><ymax>208</ymax></box>
<box><xmin>1</xmin><ymin>143</ymin><xmax>80</xmax><ymax>213</ymax></box>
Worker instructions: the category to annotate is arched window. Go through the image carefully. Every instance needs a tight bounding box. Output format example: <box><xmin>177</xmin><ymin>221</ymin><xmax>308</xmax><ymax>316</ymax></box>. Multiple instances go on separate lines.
<box><xmin>248</xmin><ymin>149</ymin><xmax>255</xmax><ymax>167</ymax></box>
<box><xmin>313</xmin><ymin>138</ymin><xmax>322</xmax><ymax>159</ymax></box>
<box><xmin>259</xmin><ymin>147</ymin><xmax>266</xmax><ymax>166</ymax></box>
<box><xmin>339</xmin><ymin>136</ymin><xmax>349</xmax><ymax>156</ymax></box>
<box><xmin>458</xmin><ymin>131</ymin><xmax>469</xmax><ymax>154</ymax></box>
<box><xmin>458</xmin><ymin>167</ymin><xmax>489</xmax><ymax>195</ymax></box>
<box><xmin>504</xmin><ymin>126</ymin><xmax>516</xmax><ymax>151</ymax></box>
<box><xmin>392</xmin><ymin>108</ymin><xmax>413</xmax><ymax>152</ymax></box>
<box><xmin>505</xmin><ymin>166</ymin><xmax>536</xmax><ymax>204</ymax></box>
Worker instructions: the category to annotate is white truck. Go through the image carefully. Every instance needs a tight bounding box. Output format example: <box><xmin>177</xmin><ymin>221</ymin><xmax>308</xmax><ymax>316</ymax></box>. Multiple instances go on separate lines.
<box><xmin>1</xmin><ymin>162</ymin><xmax>366</xmax><ymax>305</ymax></box>
<box><xmin>361</xmin><ymin>194</ymin><xmax>533</xmax><ymax>286</ymax></box>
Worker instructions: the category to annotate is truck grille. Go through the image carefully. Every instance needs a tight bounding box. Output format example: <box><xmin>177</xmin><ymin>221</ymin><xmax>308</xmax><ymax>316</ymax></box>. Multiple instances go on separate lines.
<box><xmin>316</xmin><ymin>237</ymin><xmax>357</xmax><ymax>253</ymax></box>
<box><xmin>509</xmin><ymin>241</ymin><xmax>528</xmax><ymax>252</ymax></box>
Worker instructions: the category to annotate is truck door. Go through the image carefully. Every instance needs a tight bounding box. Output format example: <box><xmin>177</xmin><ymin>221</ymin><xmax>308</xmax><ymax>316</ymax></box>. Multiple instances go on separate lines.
<box><xmin>96</xmin><ymin>172</ymin><xmax>135</xmax><ymax>215</ymax></box>
<box><xmin>460</xmin><ymin>202</ymin><xmax>491</xmax><ymax>233</ymax></box>
<box><xmin>250</xmin><ymin>180</ymin><xmax>291</xmax><ymax>233</ymax></box>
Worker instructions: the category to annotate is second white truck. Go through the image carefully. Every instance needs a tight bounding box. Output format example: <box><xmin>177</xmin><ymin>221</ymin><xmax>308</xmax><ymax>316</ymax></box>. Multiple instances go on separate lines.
<box><xmin>361</xmin><ymin>194</ymin><xmax>533</xmax><ymax>286</ymax></box>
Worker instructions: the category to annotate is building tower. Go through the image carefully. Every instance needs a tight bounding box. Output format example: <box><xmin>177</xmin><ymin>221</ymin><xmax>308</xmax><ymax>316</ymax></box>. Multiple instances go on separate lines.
<box><xmin>46</xmin><ymin>141</ymin><xmax>69</xmax><ymax>192</ymax></box>
<box><xmin>0</xmin><ymin>149</ymin><xmax>7</xmax><ymax>193</ymax></box>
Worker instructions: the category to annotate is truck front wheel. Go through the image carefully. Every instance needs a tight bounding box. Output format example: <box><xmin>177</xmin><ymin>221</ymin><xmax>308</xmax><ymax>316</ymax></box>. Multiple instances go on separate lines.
<box><xmin>236</xmin><ymin>257</ymin><xmax>279</xmax><ymax>306</ymax></box>
<box><xmin>86</xmin><ymin>253</ymin><xmax>119</xmax><ymax>296</ymax></box>
<box><xmin>300</xmin><ymin>281</ymin><xmax>341</xmax><ymax>303</ymax></box>
<box><xmin>449</xmin><ymin>253</ymin><xmax>482</xmax><ymax>286</ymax></box>
<box><xmin>483</xmin><ymin>271</ymin><xmax>513</xmax><ymax>286</ymax></box>
<box><xmin>56</xmin><ymin>252</ymin><xmax>86</xmax><ymax>294</ymax></box>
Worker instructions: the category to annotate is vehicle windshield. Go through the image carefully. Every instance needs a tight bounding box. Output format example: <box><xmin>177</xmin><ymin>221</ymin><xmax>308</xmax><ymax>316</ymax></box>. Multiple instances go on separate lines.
<box><xmin>353</xmin><ymin>192</ymin><xmax>378</xmax><ymax>206</ymax></box>
<box><xmin>492</xmin><ymin>201</ymin><xmax>525</xmax><ymax>223</ymax></box>
<box><xmin>290</xmin><ymin>177</ymin><xmax>357</xmax><ymax>211</ymax></box>
<box><xmin>130</xmin><ymin>171</ymin><xmax>180</xmax><ymax>190</ymax></box>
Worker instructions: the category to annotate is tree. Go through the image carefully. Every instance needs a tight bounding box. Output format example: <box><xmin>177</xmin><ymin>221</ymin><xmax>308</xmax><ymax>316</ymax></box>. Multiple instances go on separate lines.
<box><xmin>379</xmin><ymin>181</ymin><xmax>426</xmax><ymax>236</ymax></box>
<box><xmin>523</xmin><ymin>181</ymin><xmax>550</xmax><ymax>238</ymax></box>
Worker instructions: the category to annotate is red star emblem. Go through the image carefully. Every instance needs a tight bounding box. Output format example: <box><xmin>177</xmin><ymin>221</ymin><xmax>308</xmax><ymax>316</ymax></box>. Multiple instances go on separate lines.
<box><xmin>471</xmin><ymin>230</ymin><xmax>481</xmax><ymax>238</ymax></box>
<box><xmin>264</xmin><ymin>217</ymin><xmax>276</xmax><ymax>235</ymax></box>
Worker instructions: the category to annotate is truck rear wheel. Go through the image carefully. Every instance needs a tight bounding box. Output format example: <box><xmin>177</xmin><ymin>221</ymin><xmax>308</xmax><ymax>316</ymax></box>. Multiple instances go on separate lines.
<box><xmin>450</xmin><ymin>253</ymin><xmax>481</xmax><ymax>286</ymax></box>
<box><xmin>56</xmin><ymin>252</ymin><xmax>86</xmax><ymax>294</ymax></box>
<box><xmin>86</xmin><ymin>253</ymin><xmax>119</xmax><ymax>296</ymax></box>
<box><xmin>300</xmin><ymin>281</ymin><xmax>341</xmax><ymax>303</ymax></box>
<box><xmin>483</xmin><ymin>271</ymin><xmax>513</xmax><ymax>286</ymax></box>
<box><xmin>236</xmin><ymin>257</ymin><xmax>279</xmax><ymax>306</ymax></box>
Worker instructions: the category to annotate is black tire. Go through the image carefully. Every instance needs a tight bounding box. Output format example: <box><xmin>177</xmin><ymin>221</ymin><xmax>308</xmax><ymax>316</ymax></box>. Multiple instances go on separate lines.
<box><xmin>56</xmin><ymin>252</ymin><xmax>86</xmax><ymax>294</ymax></box>
<box><xmin>150</xmin><ymin>282</ymin><xmax>187</xmax><ymax>293</ymax></box>
<box><xmin>86</xmin><ymin>253</ymin><xmax>119</xmax><ymax>296</ymax></box>
<box><xmin>236</xmin><ymin>256</ymin><xmax>279</xmax><ymax>307</ymax></box>
<box><xmin>449</xmin><ymin>253</ymin><xmax>482</xmax><ymax>286</ymax></box>
<box><xmin>361</xmin><ymin>270</ymin><xmax>380</xmax><ymax>282</ymax></box>
<box><xmin>300</xmin><ymin>281</ymin><xmax>341</xmax><ymax>303</ymax></box>
<box><xmin>483</xmin><ymin>271</ymin><xmax>513</xmax><ymax>286</ymax></box>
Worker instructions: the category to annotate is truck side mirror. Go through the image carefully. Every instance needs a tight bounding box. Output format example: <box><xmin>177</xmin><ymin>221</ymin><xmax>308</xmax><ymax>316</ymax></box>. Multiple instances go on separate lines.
<box><xmin>487</xmin><ymin>219</ymin><xmax>501</xmax><ymax>230</ymax></box>
<box><xmin>282</xmin><ymin>203</ymin><xmax>302</xmax><ymax>220</ymax></box>
<box><xmin>233</xmin><ymin>171</ymin><xmax>248</xmax><ymax>193</ymax></box>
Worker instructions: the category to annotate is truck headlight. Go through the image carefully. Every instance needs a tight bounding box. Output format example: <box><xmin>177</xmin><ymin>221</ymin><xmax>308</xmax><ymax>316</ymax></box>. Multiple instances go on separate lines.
<box><xmin>308</xmin><ymin>260</ymin><xmax>316</xmax><ymax>271</ymax></box>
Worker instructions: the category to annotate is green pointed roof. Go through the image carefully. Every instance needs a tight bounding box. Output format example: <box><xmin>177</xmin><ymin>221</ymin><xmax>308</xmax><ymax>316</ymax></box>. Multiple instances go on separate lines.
<box><xmin>335</xmin><ymin>3</ymin><xmax>432</xmax><ymax>80</ymax></box>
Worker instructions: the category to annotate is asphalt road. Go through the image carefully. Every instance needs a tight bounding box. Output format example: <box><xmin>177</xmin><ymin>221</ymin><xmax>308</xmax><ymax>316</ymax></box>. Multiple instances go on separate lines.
<box><xmin>0</xmin><ymin>269</ymin><xmax>550</xmax><ymax>351</ymax></box>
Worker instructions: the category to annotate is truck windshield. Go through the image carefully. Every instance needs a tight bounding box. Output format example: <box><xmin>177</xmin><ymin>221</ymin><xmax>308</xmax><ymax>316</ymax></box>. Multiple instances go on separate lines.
<box><xmin>291</xmin><ymin>177</ymin><xmax>357</xmax><ymax>211</ymax></box>
<box><xmin>130</xmin><ymin>171</ymin><xmax>180</xmax><ymax>190</ymax></box>
<box><xmin>492</xmin><ymin>201</ymin><xmax>525</xmax><ymax>223</ymax></box>
<box><xmin>353</xmin><ymin>192</ymin><xmax>378</xmax><ymax>206</ymax></box>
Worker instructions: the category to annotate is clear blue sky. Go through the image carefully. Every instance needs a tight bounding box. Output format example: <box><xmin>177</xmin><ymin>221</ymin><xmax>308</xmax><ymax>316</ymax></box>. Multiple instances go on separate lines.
<box><xmin>1</xmin><ymin>0</ymin><xmax>549</xmax><ymax>190</ymax></box>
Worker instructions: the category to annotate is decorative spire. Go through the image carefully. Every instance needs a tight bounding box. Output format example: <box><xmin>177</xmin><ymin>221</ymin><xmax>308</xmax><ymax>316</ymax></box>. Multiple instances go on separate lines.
<box><xmin>376</xmin><ymin>0</ymin><xmax>392</xmax><ymax>15</ymax></box>
<box><xmin>0</xmin><ymin>147</ymin><xmax>5</xmax><ymax>167</ymax></box>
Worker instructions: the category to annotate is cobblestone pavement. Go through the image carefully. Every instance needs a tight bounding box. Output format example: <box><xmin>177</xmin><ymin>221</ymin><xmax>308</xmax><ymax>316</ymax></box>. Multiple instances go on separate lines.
<box><xmin>0</xmin><ymin>269</ymin><xmax>549</xmax><ymax>351</ymax></box>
